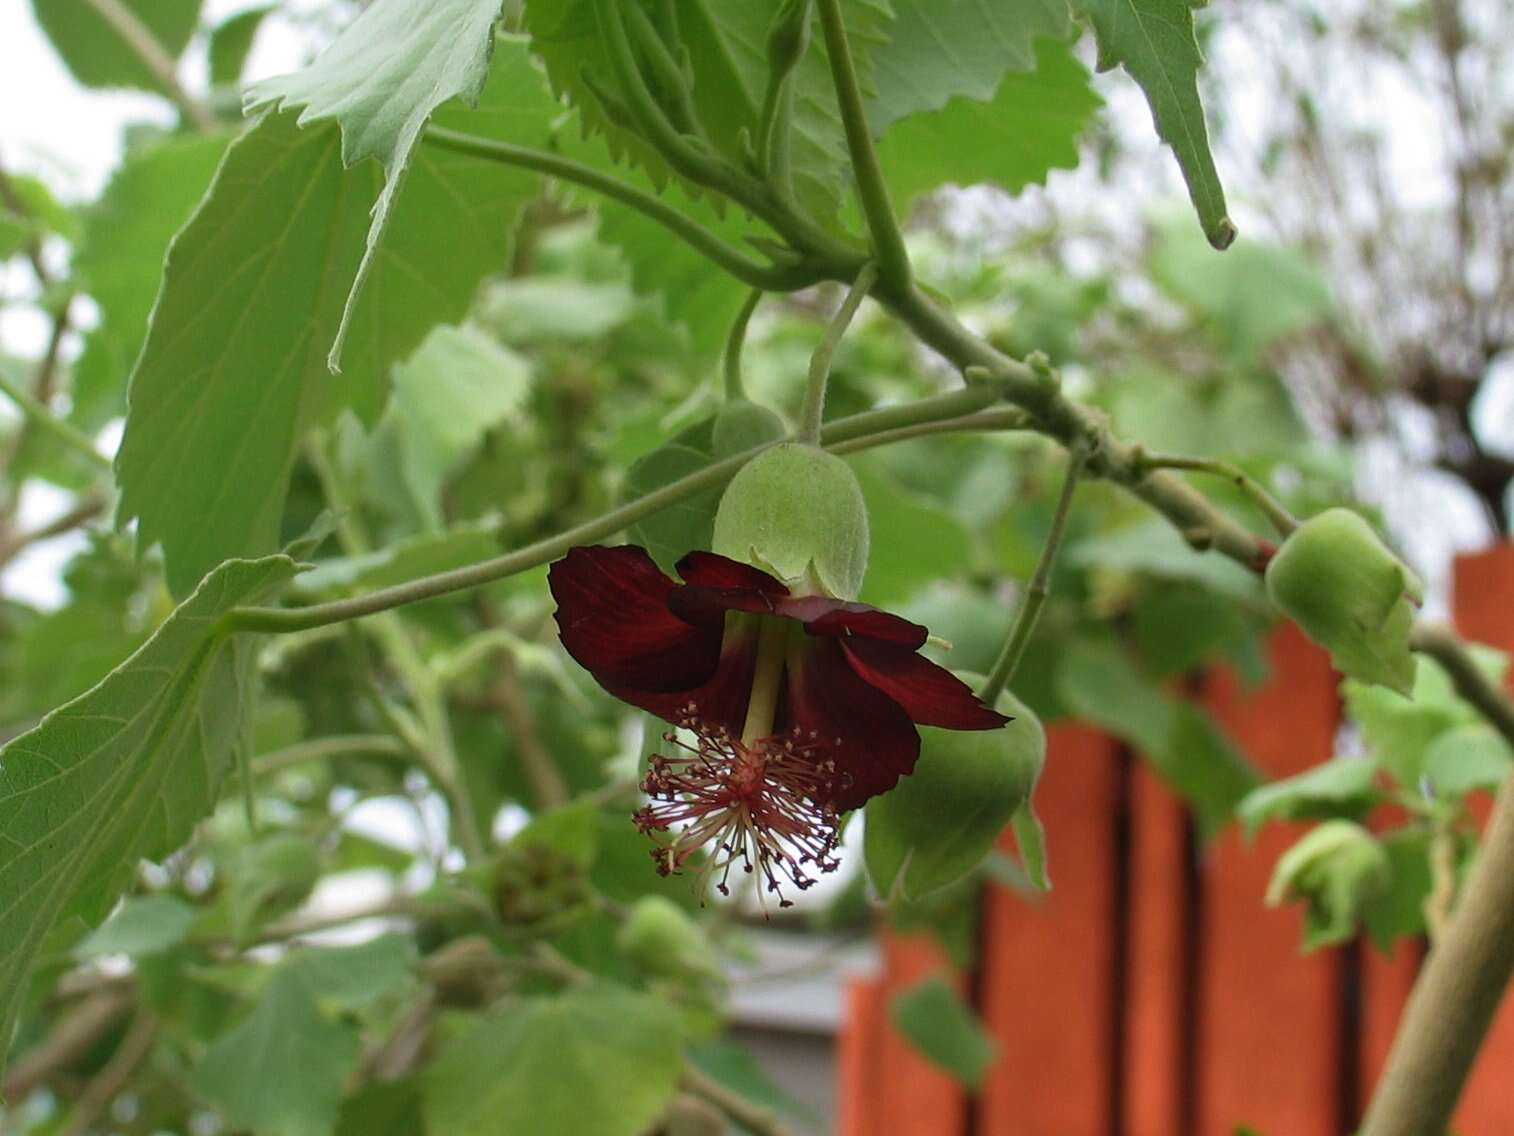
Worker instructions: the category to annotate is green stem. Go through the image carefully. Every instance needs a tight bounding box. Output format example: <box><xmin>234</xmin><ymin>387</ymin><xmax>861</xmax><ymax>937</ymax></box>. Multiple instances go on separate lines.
<box><xmin>306</xmin><ymin>438</ymin><xmax>485</xmax><ymax>862</ymax></box>
<box><xmin>979</xmin><ymin>445</ymin><xmax>1087</xmax><ymax>705</ymax></box>
<box><xmin>724</xmin><ymin>289</ymin><xmax>764</xmax><ymax>401</ymax></box>
<box><xmin>222</xmin><ymin>384</ymin><xmax>1021</xmax><ymax>636</ymax></box>
<box><xmin>251</xmin><ymin>734</ymin><xmax>407</xmax><ymax>778</ymax></box>
<box><xmin>1138</xmin><ymin>452</ymin><xmax>1300</xmax><ymax>537</ymax></box>
<box><xmin>422</xmin><ymin>127</ymin><xmax>817</xmax><ymax>292</ymax></box>
<box><xmin>824</xmin><ymin>407</ymin><xmax>1031</xmax><ymax>455</ymax></box>
<box><xmin>1358</xmin><ymin>626</ymin><xmax>1514</xmax><ymax>1136</ymax></box>
<box><xmin>799</xmin><ymin>263</ymin><xmax>877</xmax><ymax>445</ymax></box>
<box><xmin>0</xmin><ymin>368</ymin><xmax>110</xmax><ymax>473</ymax></box>
<box><xmin>83</xmin><ymin>0</ymin><xmax>216</xmax><ymax>131</ymax></box>
<box><xmin>814</xmin><ymin>0</ymin><xmax>910</xmax><ymax>291</ymax></box>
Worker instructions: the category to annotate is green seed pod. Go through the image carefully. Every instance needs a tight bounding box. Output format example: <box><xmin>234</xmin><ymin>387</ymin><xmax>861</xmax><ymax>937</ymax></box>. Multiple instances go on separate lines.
<box><xmin>711</xmin><ymin>398</ymin><xmax>787</xmax><ymax>459</ymax></box>
<box><xmin>712</xmin><ymin>442</ymin><xmax>869</xmax><ymax>597</ymax></box>
<box><xmin>1265</xmin><ymin>819</ymin><xmax>1389</xmax><ymax>951</ymax></box>
<box><xmin>1266</xmin><ymin>508</ymin><xmax>1423</xmax><ymax>695</ymax></box>
<box><xmin>864</xmin><ymin>675</ymin><xmax>1042</xmax><ymax>901</ymax></box>
<box><xmin>616</xmin><ymin>895</ymin><xmax>715</xmax><ymax>978</ymax></box>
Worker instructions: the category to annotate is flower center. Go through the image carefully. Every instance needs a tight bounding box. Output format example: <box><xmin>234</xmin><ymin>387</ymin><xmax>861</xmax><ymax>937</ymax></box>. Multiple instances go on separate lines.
<box><xmin>633</xmin><ymin>709</ymin><xmax>841</xmax><ymax>910</ymax></box>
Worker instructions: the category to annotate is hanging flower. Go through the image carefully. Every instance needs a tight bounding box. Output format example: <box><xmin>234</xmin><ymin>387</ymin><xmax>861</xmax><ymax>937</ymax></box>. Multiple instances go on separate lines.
<box><xmin>547</xmin><ymin>544</ymin><xmax>1009</xmax><ymax>903</ymax></box>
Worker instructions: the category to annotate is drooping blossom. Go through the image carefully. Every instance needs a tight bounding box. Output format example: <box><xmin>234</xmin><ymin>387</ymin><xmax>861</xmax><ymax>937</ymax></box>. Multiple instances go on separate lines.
<box><xmin>548</xmin><ymin>545</ymin><xmax>1008</xmax><ymax>902</ymax></box>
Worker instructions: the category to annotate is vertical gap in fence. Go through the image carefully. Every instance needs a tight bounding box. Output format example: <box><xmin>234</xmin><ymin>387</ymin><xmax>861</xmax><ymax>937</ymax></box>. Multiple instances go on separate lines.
<box><xmin>1338</xmin><ymin>934</ymin><xmax>1363</xmax><ymax>1135</ymax></box>
<box><xmin>1178</xmin><ymin>812</ymin><xmax>1201</xmax><ymax>1136</ymax></box>
<box><xmin>1107</xmin><ymin>748</ymin><xmax>1133</xmax><ymax>1136</ymax></box>
<box><xmin>1120</xmin><ymin>751</ymin><xmax>1188</xmax><ymax>1136</ymax></box>
<box><xmin>1195</xmin><ymin>623</ymin><xmax>1344</xmax><ymax>1136</ymax></box>
<box><xmin>976</xmin><ymin>724</ymin><xmax>1121</xmax><ymax>1136</ymax></box>
<box><xmin>1449</xmin><ymin>544</ymin><xmax>1514</xmax><ymax>1133</ymax></box>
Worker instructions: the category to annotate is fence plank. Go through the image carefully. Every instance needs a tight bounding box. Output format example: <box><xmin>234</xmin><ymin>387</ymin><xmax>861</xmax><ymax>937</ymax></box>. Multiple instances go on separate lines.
<box><xmin>1358</xmin><ymin>938</ymin><xmax>1418</xmax><ymax>1120</ymax></box>
<box><xmin>1123</xmin><ymin>761</ymin><xmax>1189</xmax><ymax>1136</ymax></box>
<box><xmin>837</xmin><ymin>977</ymin><xmax>885</xmax><ymax>1136</ymax></box>
<box><xmin>1196</xmin><ymin>624</ymin><xmax>1344</xmax><ymax>1136</ymax></box>
<box><xmin>1450</xmin><ymin>545</ymin><xmax>1514</xmax><ymax>1134</ymax></box>
<box><xmin>977</xmin><ymin>724</ymin><xmax>1121</xmax><ymax>1136</ymax></box>
<box><xmin>877</xmin><ymin>934</ymin><xmax>967</xmax><ymax>1136</ymax></box>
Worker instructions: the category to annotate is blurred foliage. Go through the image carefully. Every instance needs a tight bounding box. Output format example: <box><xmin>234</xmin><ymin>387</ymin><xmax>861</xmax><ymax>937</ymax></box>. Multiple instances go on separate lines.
<box><xmin>0</xmin><ymin>0</ymin><xmax>1505</xmax><ymax>1131</ymax></box>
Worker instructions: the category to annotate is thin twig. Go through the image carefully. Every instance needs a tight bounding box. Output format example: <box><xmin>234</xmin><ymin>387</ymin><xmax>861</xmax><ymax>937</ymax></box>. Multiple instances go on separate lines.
<box><xmin>2</xmin><ymin>990</ymin><xmax>132</xmax><ymax>1102</ymax></box>
<box><xmin>798</xmin><ymin>263</ymin><xmax>877</xmax><ymax>444</ymax></box>
<box><xmin>724</xmin><ymin>288</ymin><xmax>764</xmax><ymax>401</ymax></box>
<box><xmin>1138</xmin><ymin>451</ymin><xmax>1300</xmax><ymax>536</ymax></box>
<box><xmin>0</xmin><ymin>491</ymin><xmax>108</xmax><ymax>570</ymax></box>
<box><xmin>0</xmin><ymin>366</ymin><xmax>110</xmax><ymax>473</ymax></box>
<box><xmin>682</xmin><ymin>1065</ymin><xmax>795</xmax><ymax>1136</ymax></box>
<box><xmin>82</xmin><ymin>0</ymin><xmax>216</xmax><ymax>131</ymax></box>
<box><xmin>250</xmin><ymin>734</ymin><xmax>407</xmax><ymax>778</ymax></box>
<box><xmin>424</xmin><ymin>127</ymin><xmax>821</xmax><ymax>291</ymax></box>
<box><xmin>61</xmin><ymin>1011</ymin><xmax>158</xmax><ymax>1136</ymax></box>
<box><xmin>0</xmin><ymin>159</ymin><xmax>54</xmax><ymax>289</ymax></box>
<box><xmin>980</xmin><ymin>444</ymin><xmax>1088</xmax><ymax>704</ymax></box>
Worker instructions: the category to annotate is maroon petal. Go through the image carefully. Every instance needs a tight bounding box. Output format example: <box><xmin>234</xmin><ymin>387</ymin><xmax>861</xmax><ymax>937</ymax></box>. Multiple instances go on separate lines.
<box><xmin>667</xmin><ymin>583</ymin><xmax>783</xmax><ymax>627</ymax></box>
<box><xmin>604</xmin><ymin>616</ymin><xmax>760</xmax><ymax>730</ymax></box>
<box><xmin>841</xmin><ymin>639</ymin><xmax>1011</xmax><ymax>730</ymax></box>
<box><xmin>676</xmin><ymin>550</ymin><xmax>789</xmax><ymax>594</ymax></box>
<box><xmin>548</xmin><ymin>545</ymin><xmax>720</xmax><ymax>692</ymax></box>
<box><xmin>775</xmin><ymin>595</ymin><xmax>929</xmax><ymax>648</ymax></box>
<box><xmin>782</xmin><ymin>638</ymin><xmax>921</xmax><ymax>812</ymax></box>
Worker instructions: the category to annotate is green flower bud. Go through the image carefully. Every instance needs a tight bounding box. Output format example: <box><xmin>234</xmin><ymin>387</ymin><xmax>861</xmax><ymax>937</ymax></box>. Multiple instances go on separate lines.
<box><xmin>616</xmin><ymin>895</ymin><xmax>715</xmax><ymax>978</ymax></box>
<box><xmin>865</xmin><ymin>676</ymin><xmax>1043</xmax><ymax>900</ymax></box>
<box><xmin>712</xmin><ymin>442</ymin><xmax>869</xmax><ymax>597</ymax></box>
<box><xmin>711</xmin><ymin>398</ymin><xmax>787</xmax><ymax>458</ymax></box>
<box><xmin>1265</xmin><ymin>819</ymin><xmax>1390</xmax><ymax>951</ymax></box>
<box><xmin>1265</xmin><ymin>508</ymin><xmax>1423</xmax><ymax>695</ymax></box>
<box><xmin>766</xmin><ymin>0</ymin><xmax>813</xmax><ymax>82</ymax></box>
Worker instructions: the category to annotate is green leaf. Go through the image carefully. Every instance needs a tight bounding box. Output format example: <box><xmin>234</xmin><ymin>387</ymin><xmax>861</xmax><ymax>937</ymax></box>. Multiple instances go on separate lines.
<box><xmin>247</xmin><ymin>0</ymin><xmax>505</xmax><ymax>369</ymax></box>
<box><xmin>73</xmin><ymin>895</ymin><xmax>198</xmax><ymax>960</ymax></box>
<box><xmin>0</xmin><ymin>553</ymin><xmax>300</xmax><ymax>1059</ymax></box>
<box><xmin>1057</xmin><ymin>640</ymin><xmax>1259</xmax><ymax>836</ymax></box>
<box><xmin>1149</xmin><ymin>220</ymin><xmax>1332</xmax><ymax>360</ymax></box>
<box><xmin>1423</xmin><ymin>724</ymin><xmax>1513</xmax><ymax>798</ymax></box>
<box><xmin>222</xmin><ymin>831</ymin><xmax>321</xmax><ymax>941</ymax></box>
<box><xmin>512</xmin><ymin>799</ymin><xmax>601</xmax><ymax>869</ymax></box>
<box><xmin>477</xmin><ymin>278</ymin><xmax>636</xmax><ymax>343</ymax></box>
<box><xmin>625</xmin><ymin>416</ymin><xmax>724</xmax><ymax>573</ymax></box>
<box><xmin>118</xmin><ymin>73</ymin><xmax>541</xmax><ymax>594</ymax></box>
<box><xmin>380</xmin><ymin>325</ymin><xmax>533</xmax><ymax>530</ymax></box>
<box><xmin>1361</xmin><ymin>828</ymin><xmax>1433</xmax><ymax>951</ymax></box>
<box><xmin>524</xmin><ymin>0</ymin><xmax>890</xmax><ymax>222</ymax></box>
<box><xmin>1265</xmin><ymin>819</ymin><xmax>1388</xmax><ymax>951</ymax></box>
<box><xmin>875</xmin><ymin>40</ymin><xmax>1099</xmax><ymax>214</ymax></box>
<box><xmin>852</xmin><ymin>457</ymin><xmax>973</xmax><ymax>606</ymax></box>
<box><xmin>1011</xmin><ymin>801</ymin><xmax>1050</xmax><ymax>890</ymax></box>
<box><xmin>424</xmin><ymin>981</ymin><xmax>682</xmax><ymax>1136</ymax></box>
<box><xmin>1343</xmin><ymin>658</ymin><xmax>1483</xmax><ymax>788</ymax></box>
<box><xmin>30</xmin><ymin>0</ymin><xmax>202</xmax><ymax>93</ymax></box>
<box><xmin>888</xmin><ymin>975</ymin><xmax>998</xmax><ymax>1088</ymax></box>
<box><xmin>0</xmin><ymin>173</ymin><xmax>77</xmax><ymax>259</ymax></box>
<box><xmin>1071</xmin><ymin>0</ymin><xmax>1235</xmax><ymax>248</ymax></box>
<box><xmin>283</xmin><ymin>935</ymin><xmax>417</xmax><ymax>1012</ymax></box>
<box><xmin>73</xmin><ymin>132</ymin><xmax>230</xmax><ymax>429</ymax></box>
<box><xmin>1237</xmin><ymin>756</ymin><xmax>1380</xmax><ymax>837</ymax></box>
<box><xmin>867</xmin><ymin>0</ymin><xmax>1076</xmax><ymax>129</ymax></box>
<box><xmin>1067</xmin><ymin>518</ymin><xmax>1262</xmax><ymax>598</ymax></box>
<box><xmin>191</xmin><ymin>963</ymin><xmax>363</xmax><ymax>1136</ymax></box>
<box><xmin>293</xmin><ymin>520</ymin><xmax>503</xmax><ymax>595</ymax></box>
<box><xmin>209</xmin><ymin>4</ymin><xmax>274</xmax><ymax>86</ymax></box>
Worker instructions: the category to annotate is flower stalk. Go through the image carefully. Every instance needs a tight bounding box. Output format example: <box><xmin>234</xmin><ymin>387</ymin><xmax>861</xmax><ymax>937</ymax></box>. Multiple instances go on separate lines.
<box><xmin>799</xmin><ymin>262</ymin><xmax>878</xmax><ymax>445</ymax></box>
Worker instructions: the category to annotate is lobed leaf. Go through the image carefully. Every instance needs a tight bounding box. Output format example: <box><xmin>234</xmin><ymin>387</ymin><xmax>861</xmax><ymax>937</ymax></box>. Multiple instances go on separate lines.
<box><xmin>1071</xmin><ymin>0</ymin><xmax>1235</xmax><ymax>248</ymax></box>
<box><xmin>0</xmin><ymin>553</ymin><xmax>301</xmax><ymax>1061</ymax></box>
<box><xmin>246</xmin><ymin>0</ymin><xmax>506</xmax><ymax>369</ymax></box>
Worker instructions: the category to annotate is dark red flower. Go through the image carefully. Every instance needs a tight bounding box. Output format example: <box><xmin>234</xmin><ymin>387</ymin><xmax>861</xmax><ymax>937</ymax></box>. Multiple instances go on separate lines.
<box><xmin>548</xmin><ymin>545</ymin><xmax>1009</xmax><ymax>900</ymax></box>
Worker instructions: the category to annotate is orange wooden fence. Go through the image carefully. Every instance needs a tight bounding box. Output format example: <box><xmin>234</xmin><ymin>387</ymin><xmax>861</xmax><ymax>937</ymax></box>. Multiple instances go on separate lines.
<box><xmin>838</xmin><ymin>544</ymin><xmax>1514</xmax><ymax>1135</ymax></box>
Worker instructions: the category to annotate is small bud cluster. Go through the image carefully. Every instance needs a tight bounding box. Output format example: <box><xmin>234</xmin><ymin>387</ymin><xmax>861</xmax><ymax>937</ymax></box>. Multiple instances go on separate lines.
<box><xmin>633</xmin><ymin>706</ymin><xmax>843</xmax><ymax>910</ymax></box>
